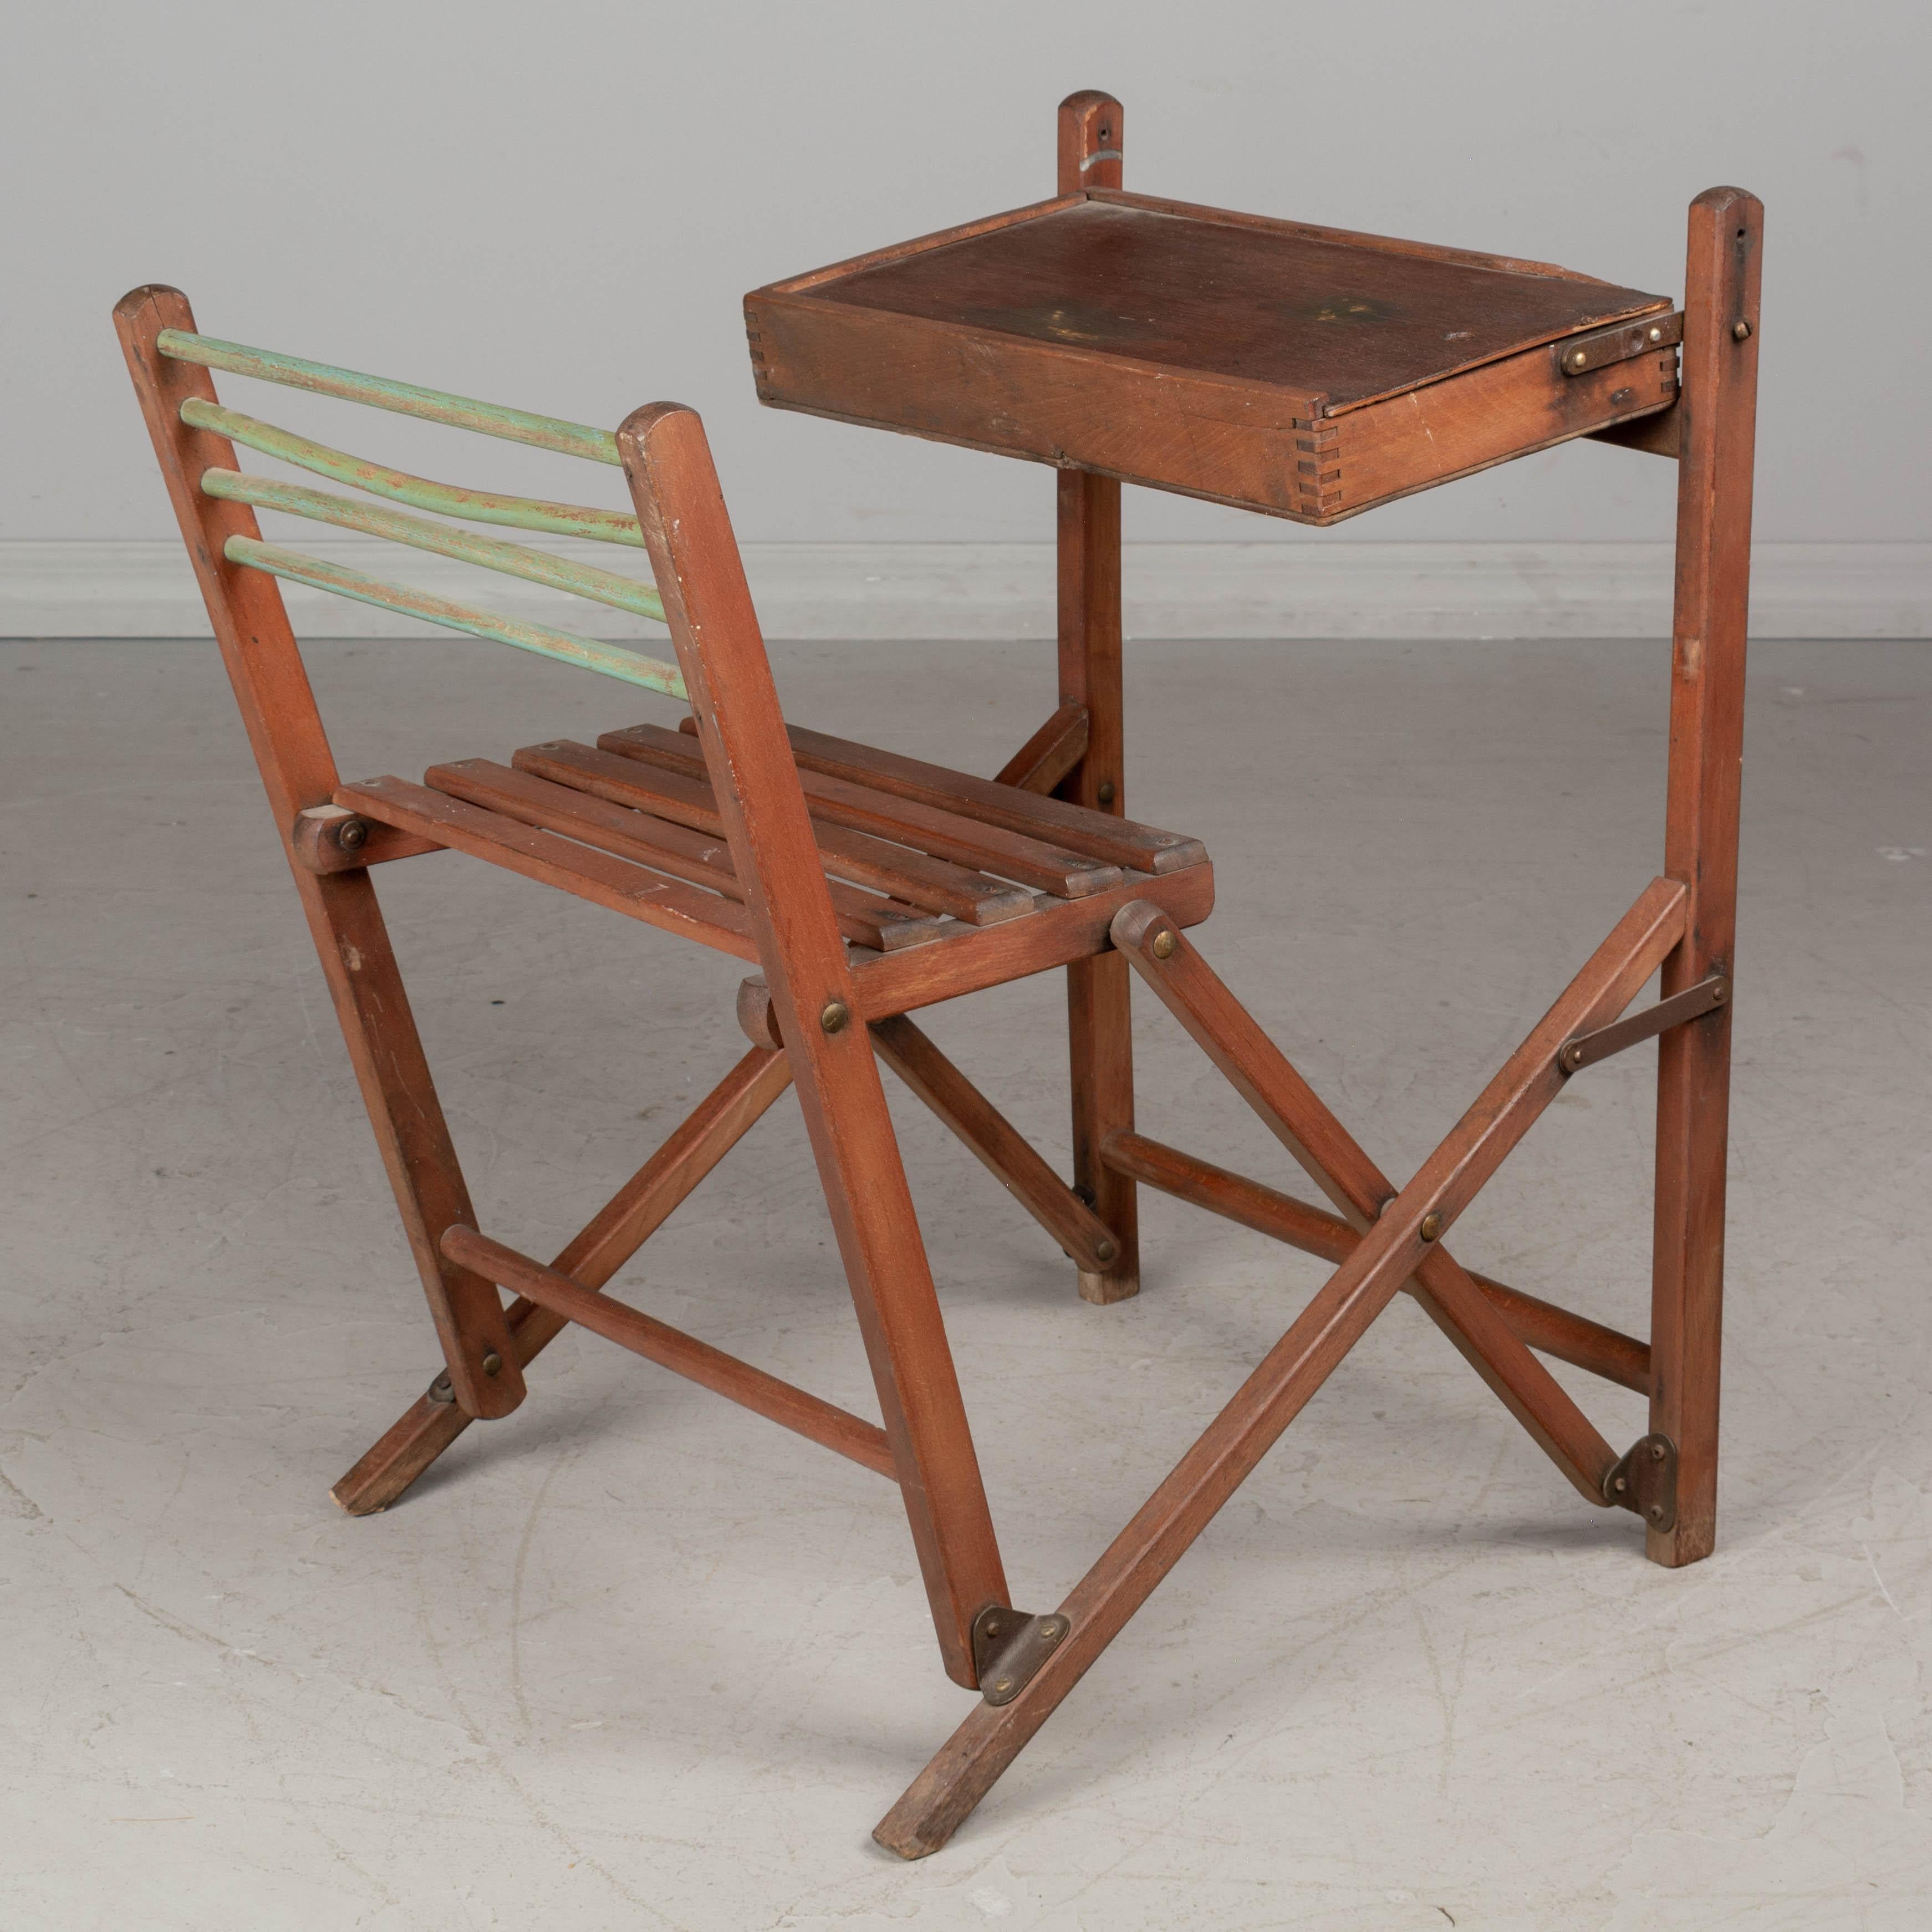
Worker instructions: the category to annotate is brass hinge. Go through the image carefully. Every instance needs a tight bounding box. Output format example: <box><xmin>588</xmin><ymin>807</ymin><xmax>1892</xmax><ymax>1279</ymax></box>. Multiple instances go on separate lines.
<box><xmin>1603</xmin><ymin>1433</ymin><xmax>1677</xmax><ymax>1531</ymax></box>
<box><xmin>1557</xmin><ymin>311</ymin><xmax>1683</xmax><ymax>376</ymax></box>
<box><xmin>972</xmin><ymin>1604</ymin><xmax>1070</xmax><ymax>1706</ymax></box>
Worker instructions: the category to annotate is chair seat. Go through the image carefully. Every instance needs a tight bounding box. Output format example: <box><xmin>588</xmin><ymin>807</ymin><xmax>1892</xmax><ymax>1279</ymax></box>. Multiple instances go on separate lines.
<box><xmin>336</xmin><ymin>718</ymin><xmax>1215</xmax><ymax>1017</ymax></box>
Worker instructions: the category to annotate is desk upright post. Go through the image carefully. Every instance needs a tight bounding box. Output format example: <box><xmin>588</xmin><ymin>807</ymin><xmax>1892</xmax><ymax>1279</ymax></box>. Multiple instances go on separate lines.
<box><xmin>1650</xmin><ymin>188</ymin><xmax>1762</xmax><ymax>1566</ymax></box>
<box><xmin>1055</xmin><ymin>91</ymin><xmax>1139</xmax><ymax>1304</ymax></box>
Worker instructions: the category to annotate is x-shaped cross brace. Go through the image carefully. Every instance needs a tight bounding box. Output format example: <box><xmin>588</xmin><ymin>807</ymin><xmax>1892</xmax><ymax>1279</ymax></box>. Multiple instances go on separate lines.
<box><xmin>873</xmin><ymin>874</ymin><xmax>1689</xmax><ymax>1854</ymax></box>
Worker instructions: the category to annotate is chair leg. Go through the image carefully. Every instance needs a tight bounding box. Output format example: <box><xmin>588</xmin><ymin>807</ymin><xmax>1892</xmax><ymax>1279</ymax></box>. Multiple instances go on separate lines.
<box><xmin>1649</xmin><ymin>188</ymin><xmax>1763</xmax><ymax>1568</ymax></box>
<box><xmin>1058</xmin><ymin>470</ymin><xmax>1139</xmax><ymax>1304</ymax></box>
<box><xmin>299</xmin><ymin>868</ymin><xmax>526</xmax><ymax>1421</ymax></box>
<box><xmin>332</xmin><ymin>1045</ymin><xmax>793</xmax><ymax>1513</ymax></box>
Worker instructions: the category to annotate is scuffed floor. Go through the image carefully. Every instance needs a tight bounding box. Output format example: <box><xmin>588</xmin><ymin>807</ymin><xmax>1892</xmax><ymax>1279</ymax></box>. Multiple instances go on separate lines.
<box><xmin>2</xmin><ymin>633</ymin><xmax>1927</xmax><ymax>1930</ymax></box>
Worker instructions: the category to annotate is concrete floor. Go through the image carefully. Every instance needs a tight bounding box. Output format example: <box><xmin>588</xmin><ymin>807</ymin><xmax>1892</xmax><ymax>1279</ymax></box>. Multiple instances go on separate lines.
<box><xmin>3</xmin><ymin>633</ymin><xmax>1928</xmax><ymax>1931</ymax></box>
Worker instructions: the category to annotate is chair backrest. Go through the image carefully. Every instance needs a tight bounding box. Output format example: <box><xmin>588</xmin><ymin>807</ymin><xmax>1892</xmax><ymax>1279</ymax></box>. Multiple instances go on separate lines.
<box><xmin>113</xmin><ymin>286</ymin><xmax>857</xmax><ymax>1049</ymax></box>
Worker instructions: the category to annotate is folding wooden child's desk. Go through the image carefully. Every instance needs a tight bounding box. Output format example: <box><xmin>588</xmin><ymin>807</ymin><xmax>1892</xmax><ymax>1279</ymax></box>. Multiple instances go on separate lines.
<box><xmin>746</xmin><ymin>93</ymin><xmax>1760</xmax><ymax>1851</ymax></box>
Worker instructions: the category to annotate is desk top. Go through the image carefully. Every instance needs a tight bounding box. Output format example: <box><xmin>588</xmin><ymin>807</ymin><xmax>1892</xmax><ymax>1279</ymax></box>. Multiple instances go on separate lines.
<box><xmin>746</xmin><ymin>190</ymin><xmax>1678</xmax><ymax>523</ymax></box>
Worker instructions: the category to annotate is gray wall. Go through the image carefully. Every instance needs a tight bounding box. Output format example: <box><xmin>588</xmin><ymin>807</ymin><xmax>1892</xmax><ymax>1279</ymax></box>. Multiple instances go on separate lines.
<box><xmin>7</xmin><ymin>1</ymin><xmax>1926</xmax><ymax>549</ymax></box>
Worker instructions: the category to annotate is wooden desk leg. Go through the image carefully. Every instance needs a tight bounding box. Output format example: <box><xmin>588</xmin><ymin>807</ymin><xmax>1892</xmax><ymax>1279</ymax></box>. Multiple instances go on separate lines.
<box><xmin>1650</xmin><ymin>187</ymin><xmax>1762</xmax><ymax>1567</ymax></box>
<box><xmin>1051</xmin><ymin>94</ymin><xmax>1138</xmax><ymax>1306</ymax></box>
<box><xmin>1057</xmin><ymin>469</ymin><xmax>1139</xmax><ymax>1304</ymax></box>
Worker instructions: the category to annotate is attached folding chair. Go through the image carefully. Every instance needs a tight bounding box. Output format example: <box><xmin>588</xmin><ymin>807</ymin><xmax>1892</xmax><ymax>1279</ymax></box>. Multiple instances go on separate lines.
<box><xmin>118</xmin><ymin>266</ymin><xmax>1742</xmax><ymax>1855</ymax></box>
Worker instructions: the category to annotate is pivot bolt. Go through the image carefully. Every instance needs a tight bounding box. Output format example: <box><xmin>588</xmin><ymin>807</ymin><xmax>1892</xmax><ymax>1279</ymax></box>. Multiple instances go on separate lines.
<box><xmin>337</xmin><ymin>818</ymin><xmax>369</xmax><ymax>850</ymax></box>
<box><xmin>1732</xmin><ymin>319</ymin><xmax>1752</xmax><ymax>341</ymax></box>
<box><xmin>819</xmin><ymin>1000</ymin><xmax>850</xmax><ymax>1034</ymax></box>
<box><xmin>482</xmin><ymin>1350</ymin><xmax>503</xmax><ymax>1377</ymax></box>
<box><xmin>1096</xmin><ymin>781</ymin><xmax>1117</xmax><ymax>805</ymax></box>
<box><xmin>1150</xmin><ymin>930</ymin><xmax>1177</xmax><ymax>960</ymax></box>
<box><xmin>1419</xmin><ymin>1212</ymin><xmax>1444</xmax><ymax>1242</ymax></box>
<box><xmin>1093</xmin><ymin>1238</ymin><xmax>1117</xmax><ymax>1265</ymax></box>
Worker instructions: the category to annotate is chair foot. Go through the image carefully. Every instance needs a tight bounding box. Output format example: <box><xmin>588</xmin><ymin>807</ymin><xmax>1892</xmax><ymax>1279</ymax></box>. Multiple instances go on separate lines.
<box><xmin>330</xmin><ymin>1378</ymin><xmax>474</xmax><ymax>1515</ymax></box>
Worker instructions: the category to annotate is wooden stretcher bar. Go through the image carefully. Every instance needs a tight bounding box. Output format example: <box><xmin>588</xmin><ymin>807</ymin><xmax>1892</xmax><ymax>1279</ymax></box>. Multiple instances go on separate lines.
<box><xmin>443</xmin><ymin>1227</ymin><xmax>897</xmax><ymax>1477</ymax></box>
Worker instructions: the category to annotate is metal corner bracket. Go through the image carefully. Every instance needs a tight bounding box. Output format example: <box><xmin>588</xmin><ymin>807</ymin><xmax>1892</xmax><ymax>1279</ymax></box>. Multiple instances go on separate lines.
<box><xmin>1603</xmin><ymin>1432</ymin><xmax>1678</xmax><ymax>1531</ymax></box>
<box><xmin>972</xmin><ymin>1603</ymin><xmax>1071</xmax><ymax>1706</ymax></box>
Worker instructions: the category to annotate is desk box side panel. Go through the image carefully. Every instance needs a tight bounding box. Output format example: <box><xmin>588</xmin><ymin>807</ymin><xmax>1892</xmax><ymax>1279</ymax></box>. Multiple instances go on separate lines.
<box><xmin>746</xmin><ymin>294</ymin><xmax>1322</xmax><ymax>518</ymax></box>
<box><xmin>1326</xmin><ymin>344</ymin><xmax>1682</xmax><ymax>517</ymax></box>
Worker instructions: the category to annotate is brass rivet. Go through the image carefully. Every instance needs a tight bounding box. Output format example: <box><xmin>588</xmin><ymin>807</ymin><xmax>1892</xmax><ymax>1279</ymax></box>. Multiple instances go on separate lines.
<box><xmin>1150</xmin><ymin>930</ymin><xmax>1176</xmax><ymax>959</ymax></box>
<box><xmin>1732</xmin><ymin>319</ymin><xmax>1752</xmax><ymax>341</ymax></box>
<box><xmin>1649</xmin><ymin>325</ymin><xmax>1663</xmax><ymax>343</ymax></box>
<box><xmin>1419</xmin><ymin>1211</ymin><xmax>1443</xmax><ymax>1242</ymax></box>
<box><xmin>1567</xmin><ymin>349</ymin><xmax>1587</xmax><ymax>370</ymax></box>
<box><xmin>1094</xmin><ymin>1239</ymin><xmax>1117</xmax><ymax>1264</ymax></box>
<box><xmin>482</xmin><ymin>1350</ymin><xmax>502</xmax><ymax>1377</ymax></box>
<box><xmin>993</xmin><ymin>1678</ymin><xmax>1013</xmax><ymax>1694</ymax></box>
<box><xmin>1711</xmin><ymin>977</ymin><xmax>1730</xmax><ymax>1004</ymax></box>
<box><xmin>1042</xmin><ymin>1624</ymin><xmax>1061</xmax><ymax>1643</ymax></box>
<box><xmin>337</xmin><ymin>817</ymin><xmax>369</xmax><ymax>850</ymax></box>
<box><xmin>983</xmin><ymin>1620</ymin><xmax>1000</xmax><ymax>1638</ymax></box>
<box><xmin>1096</xmin><ymin>780</ymin><xmax>1117</xmax><ymax>805</ymax></box>
<box><xmin>819</xmin><ymin>1000</ymin><xmax>849</xmax><ymax>1034</ymax></box>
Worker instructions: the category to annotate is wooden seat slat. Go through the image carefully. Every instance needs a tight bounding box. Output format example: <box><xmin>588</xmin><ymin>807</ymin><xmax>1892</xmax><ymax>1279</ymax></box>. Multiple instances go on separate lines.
<box><xmin>513</xmin><ymin>738</ymin><xmax>1036</xmax><ymax>926</ymax></box>
<box><xmin>425</xmin><ymin>758</ymin><xmax>947</xmax><ymax>952</ymax></box>
<box><xmin>337</xmin><ymin>776</ymin><xmax>759</xmax><ymax>958</ymax></box>
<box><xmin>764</xmin><ymin>720</ymin><xmax>1207</xmax><ymax>874</ymax></box>
<box><xmin>601</xmin><ymin>722</ymin><xmax>1125</xmax><ymax>900</ymax></box>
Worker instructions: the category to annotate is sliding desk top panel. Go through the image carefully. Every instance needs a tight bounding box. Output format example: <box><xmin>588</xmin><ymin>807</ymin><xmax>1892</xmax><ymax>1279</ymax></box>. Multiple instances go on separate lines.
<box><xmin>746</xmin><ymin>192</ymin><xmax>1678</xmax><ymax>524</ymax></box>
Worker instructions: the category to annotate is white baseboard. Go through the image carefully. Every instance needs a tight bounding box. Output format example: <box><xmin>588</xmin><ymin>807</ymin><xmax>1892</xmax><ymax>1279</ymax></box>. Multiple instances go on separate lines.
<box><xmin>3</xmin><ymin>539</ymin><xmax>1927</xmax><ymax>640</ymax></box>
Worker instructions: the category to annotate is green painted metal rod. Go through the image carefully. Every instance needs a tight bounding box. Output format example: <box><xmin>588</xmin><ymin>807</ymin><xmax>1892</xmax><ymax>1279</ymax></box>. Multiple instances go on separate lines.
<box><xmin>203</xmin><ymin>469</ymin><xmax>666</xmax><ymax>624</ymax></box>
<box><xmin>182</xmin><ymin>399</ymin><xmax>645</xmax><ymax>547</ymax></box>
<box><xmin>157</xmin><ymin>329</ymin><xmax>620</xmax><ymax>466</ymax></box>
<box><xmin>225</xmin><ymin>538</ymin><xmax>687</xmax><ymax>699</ymax></box>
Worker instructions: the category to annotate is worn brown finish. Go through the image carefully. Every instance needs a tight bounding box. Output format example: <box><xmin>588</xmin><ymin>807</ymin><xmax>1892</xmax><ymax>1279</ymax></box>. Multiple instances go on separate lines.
<box><xmin>603</xmin><ymin>720</ymin><xmax>1124</xmax><ymax>899</ymax></box>
<box><xmin>426</xmin><ymin>756</ymin><xmax>945</xmax><ymax>951</ymax></box>
<box><xmin>115</xmin><ymin>286</ymin><xmax>523</xmax><ymax>1422</ymax></box>
<box><xmin>334</xmin><ymin>1047</ymin><xmax>793</xmax><ymax>1514</ymax></box>
<box><xmin>442</xmin><ymin>1226</ymin><xmax>897</xmax><ymax>1477</ymax></box>
<box><xmin>994</xmin><ymin>702</ymin><xmax>1090</xmax><ymax>794</ymax></box>
<box><xmin>619</xmin><ymin>401</ymin><xmax>1008</xmax><ymax>1686</ymax></box>
<box><xmin>516</xmin><ymin>737</ymin><xmax>1037</xmax><ymax>925</ymax></box>
<box><xmin>131</xmin><ymin>86</ymin><xmax>1762</xmax><ymax>1857</ymax></box>
<box><xmin>746</xmin><ymin>181</ymin><xmax>1674</xmax><ymax>523</ymax></box>
<box><xmin>1100</xmin><ymin>1130</ymin><xmax>1651</xmax><ymax>1395</ymax></box>
<box><xmin>291</xmin><ymin>803</ymin><xmax>443</xmax><ymax>874</ymax></box>
<box><xmin>876</xmin><ymin>879</ymin><xmax>1689</xmax><ymax>1857</ymax></box>
<box><xmin>1649</xmin><ymin>188</ymin><xmax>1762</xmax><ymax>1568</ymax></box>
<box><xmin>870</xmin><ymin>1015</ymin><xmax>1120</xmax><ymax>1275</ymax></box>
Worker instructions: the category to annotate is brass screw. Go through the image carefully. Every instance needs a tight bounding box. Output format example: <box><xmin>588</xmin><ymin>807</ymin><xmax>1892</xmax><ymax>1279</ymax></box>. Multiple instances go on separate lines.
<box><xmin>337</xmin><ymin>818</ymin><xmax>369</xmax><ymax>850</ymax></box>
<box><xmin>1648</xmin><ymin>1503</ymin><xmax>1665</xmax><ymax>1522</ymax></box>
<box><xmin>1732</xmin><ymin>319</ymin><xmax>1752</xmax><ymax>341</ymax></box>
<box><xmin>482</xmin><ymin>1350</ymin><xmax>503</xmax><ymax>1377</ymax></box>
<box><xmin>1094</xmin><ymin>1238</ymin><xmax>1117</xmax><ymax>1264</ymax></box>
<box><xmin>1151</xmin><ymin>930</ymin><xmax>1176</xmax><ymax>960</ymax></box>
<box><xmin>1650</xmin><ymin>1441</ymin><xmax>1666</xmax><ymax>1462</ymax></box>
<box><xmin>1419</xmin><ymin>1212</ymin><xmax>1443</xmax><ymax>1242</ymax></box>
<box><xmin>819</xmin><ymin>1000</ymin><xmax>849</xmax><ymax>1034</ymax></box>
<box><xmin>1614</xmin><ymin>1474</ymin><xmax>1628</xmax><ymax>1493</ymax></box>
<box><xmin>1096</xmin><ymin>780</ymin><xmax>1117</xmax><ymax>805</ymax></box>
